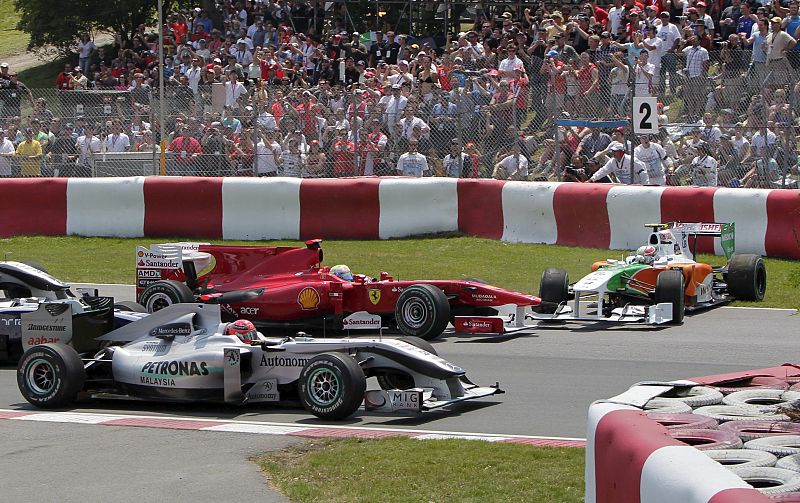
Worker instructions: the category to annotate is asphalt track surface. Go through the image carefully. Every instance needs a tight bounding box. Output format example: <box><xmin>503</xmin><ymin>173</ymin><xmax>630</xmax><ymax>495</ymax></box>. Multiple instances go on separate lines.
<box><xmin>1</xmin><ymin>283</ymin><xmax>796</xmax><ymax>501</ymax></box>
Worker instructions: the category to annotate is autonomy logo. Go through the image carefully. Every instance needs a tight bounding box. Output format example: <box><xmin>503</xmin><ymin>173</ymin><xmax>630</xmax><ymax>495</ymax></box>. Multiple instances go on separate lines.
<box><xmin>259</xmin><ymin>355</ymin><xmax>310</xmax><ymax>367</ymax></box>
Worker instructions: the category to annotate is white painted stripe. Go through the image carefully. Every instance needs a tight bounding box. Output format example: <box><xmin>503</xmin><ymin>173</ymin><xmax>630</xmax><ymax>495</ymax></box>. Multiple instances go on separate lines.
<box><xmin>203</xmin><ymin>423</ymin><xmax>308</xmax><ymax>435</ymax></box>
<box><xmin>585</xmin><ymin>402</ymin><xmax>639</xmax><ymax>503</ymax></box>
<box><xmin>606</xmin><ymin>185</ymin><xmax>667</xmax><ymax>251</ymax></box>
<box><xmin>721</xmin><ymin>306</ymin><xmax>797</xmax><ymax>312</ymax></box>
<box><xmin>16</xmin><ymin>412</ymin><xmax>127</xmax><ymax>424</ymax></box>
<box><xmin>66</xmin><ymin>177</ymin><xmax>145</xmax><ymax>237</ymax></box>
<box><xmin>415</xmin><ymin>434</ymin><xmax>509</xmax><ymax>442</ymax></box>
<box><xmin>501</xmin><ymin>181</ymin><xmax>561</xmax><ymax>244</ymax></box>
<box><xmin>221</xmin><ymin>177</ymin><xmax>301</xmax><ymax>240</ymax></box>
<box><xmin>713</xmin><ymin>188</ymin><xmax>770</xmax><ymax>256</ymax></box>
<box><xmin>640</xmin><ymin>445</ymin><xmax>753</xmax><ymax>503</ymax></box>
<box><xmin>378</xmin><ymin>178</ymin><xmax>459</xmax><ymax>239</ymax></box>
<box><xmin>0</xmin><ymin>409</ymin><xmax>584</xmax><ymax>442</ymax></box>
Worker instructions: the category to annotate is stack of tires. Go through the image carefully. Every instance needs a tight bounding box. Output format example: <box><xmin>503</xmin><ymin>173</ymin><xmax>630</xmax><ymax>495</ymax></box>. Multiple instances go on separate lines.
<box><xmin>643</xmin><ymin>378</ymin><xmax>800</xmax><ymax>499</ymax></box>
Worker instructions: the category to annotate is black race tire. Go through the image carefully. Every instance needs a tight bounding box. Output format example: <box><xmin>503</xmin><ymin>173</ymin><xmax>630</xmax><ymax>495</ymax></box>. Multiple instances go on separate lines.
<box><xmin>17</xmin><ymin>344</ymin><xmax>85</xmax><ymax>408</ymax></box>
<box><xmin>727</xmin><ymin>254</ymin><xmax>767</xmax><ymax>301</ymax></box>
<box><xmin>138</xmin><ymin>280</ymin><xmax>194</xmax><ymax>313</ymax></box>
<box><xmin>298</xmin><ymin>352</ymin><xmax>366</xmax><ymax>420</ymax></box>
<box><xmin>655</xmin><ymin>269</ymin><xmax>685</xmax><ymax>324</ymax></box>
<box><xmin>377</xmin><ymin>336</ymin><xmax>438</xmax><ymax>390</ymax></box>
<box><xmin>536</xmin><ymin>268</ymin><xmax>569</xmax><ymax>314</ymax></box>
<box><xmin>22</xmin><ymin>260</ymin><xmax>49</xmax><ymax>273</ymax></box>
<box><xmin>114</xmin><ymin>301</ymin><xmax>148</xmax><ymax>313</ymax></box>
<box><xmin>394</xmin><ymin>284</ymin><xmax>450</xmax><ymax>341</ymax></box>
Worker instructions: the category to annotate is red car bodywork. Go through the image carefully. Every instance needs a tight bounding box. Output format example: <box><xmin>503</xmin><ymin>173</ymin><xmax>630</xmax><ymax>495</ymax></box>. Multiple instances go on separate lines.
<box><xmin>135</xmin><ymin>240</ymin><xmax>541</xmax><ymax>329</ymax></box>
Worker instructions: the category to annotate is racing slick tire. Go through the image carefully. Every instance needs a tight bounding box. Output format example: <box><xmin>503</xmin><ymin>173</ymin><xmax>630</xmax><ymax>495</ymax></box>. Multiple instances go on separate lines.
<box><xmin>655</xmin><ymin>269</ymin><xmax>685</xmax><ymax>324</ymax></box>
<box><xmin>727</xmin><ymin>254</ymin><xmax>767</xmax><ymax>301</ymax></box>
<box><xmin>298</xmin><ymin>352</ymin><xmax>366</xmax><ymax>420</ymax></box>
<box><xmin>17</xmin><ymin>344</ymin><xmax>85</xmax><ymax>409</ymax></box>
<box><xmin>536</xmin><ymin>268</ymin><xmax>569</xmax><ymax>314</ymax></box>
<box><xmin>394</xmin><ymin>284</ymin><xmax>450</xmax><ymax>341</ymax></box>
<box><xmin>139</xmin><ymin>280</ymin><xmax>195</xmax><ymax>313</ymax></box>
<box><xmin>377</xmin><ymin>336</ymin><xmax>438</xmax><ymax>390</ymax></box>
<box><xmin>114</xmin><ymin>301</ymin><xmax>148</xmax><ymax>313</ymax></box>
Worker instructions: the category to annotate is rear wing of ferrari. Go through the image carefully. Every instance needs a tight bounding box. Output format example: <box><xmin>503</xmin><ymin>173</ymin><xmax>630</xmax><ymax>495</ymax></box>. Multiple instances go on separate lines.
<box><xmin>646</xmin><ymin>222</ymin><xmax>735</xmax><ymax>259</ymax></box>
<box><xmin>135</xmin><ymin>242</ymin><xmax>210</xmax><ymax>293</ymax></box>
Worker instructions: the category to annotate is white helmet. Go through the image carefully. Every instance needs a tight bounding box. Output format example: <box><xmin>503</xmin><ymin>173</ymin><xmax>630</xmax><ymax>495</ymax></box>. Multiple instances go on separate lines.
<box><xmin>330</xmin><ymin>264</ymin><xmax>353</xmax><ymax>281</ymax></box>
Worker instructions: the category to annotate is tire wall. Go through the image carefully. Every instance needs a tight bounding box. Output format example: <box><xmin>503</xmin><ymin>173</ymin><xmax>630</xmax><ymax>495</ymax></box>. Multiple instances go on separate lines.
<box><xmin>587</xmin><ymin>393</ymin><xmax>769</xmax><ymax>503</ymax></box>
<box><xmin>0</xmin><ymin>177</ymin><xmax>797</xmax><ymax>259</ymax></box>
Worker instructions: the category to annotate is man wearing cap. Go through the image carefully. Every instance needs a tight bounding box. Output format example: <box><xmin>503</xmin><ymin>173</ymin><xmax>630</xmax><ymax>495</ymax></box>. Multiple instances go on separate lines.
<box><xmin>656</xmin><ymin>11</ymin><xmax>681</xmax><ymax>96</ymax></box>
<box><xmin>1</xmin><ymin>72</ymin><xmax>32</xmax><ymax>119</ymax></box>
<box><xmin>541</xmin><ymin>50</ymin><xmax>567</xmax><ymax>114</ymax></box>
<box><xmin>634</xmin><ymin>134</ymin><xmax>671</xmax><ymax>185</ymax></box>
<box><xmin>0</xmin><ymin>128</ymin><xmax>15</xmax><ymax>177</ymax></box>
<box><xmin>766</xmin><ymin>17</ymin><xmax>797</xmax><ymax>86</ymax></box>
<box><xmin>681</xmin><ymin>33</ymin><xmax>709</xmax><ymax>119</ymax></box>
<box><xmin>15</xmin><ymin>127</ymin><xmax>42</xmax><ymax>177</ymax></box>
<box><xmin>588</xmin><ymin>142</ymin><xmax>649</xmax><ymax>184</ymax></box>
<box><xmin>47</xmin><ymin>125</ymin><xmax>77</xmax><ymax>177</ymax></box>
<box><xmin>745</xmin><ymin>18</ymin><xmax>769</xmax><ymax>92</ymax></box>
<box><xmin>224</xmin><ymin>68</ymin><xmax>248</xmax><ymax>109</ymax></box>
<box><xmin>378</xmin><ymin>83</ymin><xmax>407</xmax><ymax>134</ymax></box>
<box><xmin>443</xmin><ymin>139</ymin><xmax>470</xmax><ymax>178</ymax></box>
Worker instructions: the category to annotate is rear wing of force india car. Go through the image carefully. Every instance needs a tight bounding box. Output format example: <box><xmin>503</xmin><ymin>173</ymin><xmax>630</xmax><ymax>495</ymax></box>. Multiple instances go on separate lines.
<box><xmin>648</xmin><ymin>222</ymin><xmax>735</xmax><ymax>260</ymax></box>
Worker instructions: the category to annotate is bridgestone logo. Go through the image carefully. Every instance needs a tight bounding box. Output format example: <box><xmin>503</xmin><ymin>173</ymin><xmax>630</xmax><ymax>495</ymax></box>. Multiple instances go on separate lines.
<box><xmin>260</xmin><ymin>355</ymin><xmax>310</xmax><ymax>367</ymax></box>
<box><xmin>27</xmin><ymin>324</ymin><xmax>66</xmax><ymax>332</ymax></box>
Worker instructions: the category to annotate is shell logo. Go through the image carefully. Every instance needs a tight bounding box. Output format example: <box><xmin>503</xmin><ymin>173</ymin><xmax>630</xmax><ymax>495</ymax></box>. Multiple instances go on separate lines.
<box><xmin>137</xmin><ymin>251</ymin><xmax>144</xmax><ymax>257</ymax></box>
<box><xmin>297</xmin><ymin>287</ymin><xmax>320</xmax><ymax>310</ymax></box>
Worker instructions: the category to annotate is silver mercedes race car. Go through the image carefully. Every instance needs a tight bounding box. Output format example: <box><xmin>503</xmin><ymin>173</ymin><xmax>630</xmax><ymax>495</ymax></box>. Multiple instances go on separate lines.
<box><xmin>17</xmin><ymin>303</ymin><xmax>502</xmax><ymax>420</ymax></box>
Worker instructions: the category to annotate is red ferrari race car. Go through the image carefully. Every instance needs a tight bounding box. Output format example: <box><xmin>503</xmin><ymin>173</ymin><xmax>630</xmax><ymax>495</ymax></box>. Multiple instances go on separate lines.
<box><xmin>135</xmin><ymin>240</ymin><xmax>542</xmax><ymax>340</ymax></box>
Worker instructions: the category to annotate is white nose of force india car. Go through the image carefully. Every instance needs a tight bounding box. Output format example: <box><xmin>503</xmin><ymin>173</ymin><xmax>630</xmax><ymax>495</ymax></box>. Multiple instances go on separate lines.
<box><xmin>16</xmin><ymin>304</ymin><xmax>502</xmax><ymax>420</ymax></box>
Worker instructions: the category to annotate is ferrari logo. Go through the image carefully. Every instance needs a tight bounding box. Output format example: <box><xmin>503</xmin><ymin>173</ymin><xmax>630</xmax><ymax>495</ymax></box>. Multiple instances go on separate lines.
<box><xmin>298</xmin><ymin>287</ymin><xmax>320</xmax><ymax>310</ymax></box>
<box><xmin>368</xmin><ymin>289</ymin><xmax>381</xmax><ymax>305</ymax></box>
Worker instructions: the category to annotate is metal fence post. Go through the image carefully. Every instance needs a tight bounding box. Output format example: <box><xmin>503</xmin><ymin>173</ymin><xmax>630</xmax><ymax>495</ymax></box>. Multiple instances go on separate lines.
<box><xmin>551</xmin><ymin>71</ymin><xmax>560</xmax><ymax>174</ymax></box>
<box><xmin>628</xmin><ymin>60</ymin><xmax>635</xmax><ymax>184</ymax></box>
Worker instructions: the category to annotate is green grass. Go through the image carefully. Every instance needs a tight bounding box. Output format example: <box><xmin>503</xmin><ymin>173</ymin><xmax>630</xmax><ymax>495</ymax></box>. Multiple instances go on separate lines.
<box><xmin>0</xmin><ymin>0</ymin><xmax>28</xmax><ymax>61</ymax></box>
<box><xmin>1</xmin><ymin>235</ymin><xmax>797</xmax><ymax>309</ymax></box>
<box><xmin>256</xmin><ymin>438</ymin><xmax>584</xmax><ymax>503</ymax></box>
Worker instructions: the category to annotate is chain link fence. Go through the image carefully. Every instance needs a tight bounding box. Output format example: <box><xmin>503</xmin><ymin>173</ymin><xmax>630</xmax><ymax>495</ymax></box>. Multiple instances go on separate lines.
<box><xmin>1</xmin><ymin>51</ymin><xmax>797</xmax><ymax>187</ymax></box>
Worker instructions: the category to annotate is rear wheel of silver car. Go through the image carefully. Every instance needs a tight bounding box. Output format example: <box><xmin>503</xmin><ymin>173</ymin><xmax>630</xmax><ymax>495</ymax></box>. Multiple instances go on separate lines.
<box><xmin>17</xmin><ymin>344</ymin><xmax>85</xmax><ymax>408</ymax></box>
<box><xmin>394</xmin><ymin>284</ymin><xmax>450</xmax><ymax>341</ymax></box>
<box><xmin>655</xmin><ymin>270</ymin><xmax>685</xmax><ymax>324</ymax></box>
<box><xmin>298</xmin><ymin>352</ymin><xmax>366</xmax><ymax>420</ymax></box>
<box><xmin>139</xmin><ymin>280</ymin><xmax>194</xmax><ymax>313</ymax></box>
<box><xmin>377</xmin><ymin>336</ymin><xmax>438</xmax><ymax>390</ymax></box>
<box><xmin>727</xmin><ymin>254</ymin><xmax>767</xmax><ymax>301</ymax></box>
<box><xmin>536</xmin><ymin>268</ymin><xmax>569</xmax><ymax>314</ymax></box>
<box><xmin>114</xmin><ymin>301</ymin><xmax>148</xmax><ymax>313</ymax></box>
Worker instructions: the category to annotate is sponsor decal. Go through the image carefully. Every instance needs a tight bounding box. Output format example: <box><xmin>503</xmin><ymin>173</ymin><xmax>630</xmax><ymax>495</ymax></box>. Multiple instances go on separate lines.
<box><xmin>0</xmin><ymin>316</ymin><xmax>21</xmax><ymax>327</ymax></box>
<box><xmin>470</xmin><ymin>293</ymin><xmax>497</xmax><ymax>302</ymax></box>
<box><xmin>239</xmin><ymin>306</ymin><xmax>259</xmax><ymax>315</ymax></box>
<box><xmin>139</xmin><ymin>376</ymin><xmax>176</xmax><ymax>387</ymax></box>
<box><xmin>342</xmin><ymin>312</ymin><xmax>382</xmax><ymax>329</ymax></box>
<box><xmin>259</xmin><ymin>355</ymin><xmax>310</xmax><ymax>367</ymax></box>
<box><xmin>674</xmin><ymin>244</ymin><xmax>681</xmax><ymax>254</ymax></box>
<box><xmin>463</xmin><ymin>320</ymin><xmax>492</xmax><ymax>329</ymax></box>
<box><xmin>137</xmin><ymin>269</ymin><xmax>162</xmax><ymax>279</ymax></box>
<box><xmin>246</xmin><ymin>379</ymin><xmax>280</xmax><ymax>401</ymax></box>
<box><xmin>149</xmin><ymin>324</ymin><xmax>192</xmax><ymax>337</ymax></box>
<box><xmin>142</xmin><ymin>342</ymin><xmax>168</xmax><ymax>353</ymax></box>
<box><xmin>26</xmin><ymin>323</ymin><xmax>66</xmax><ymax>332</ymax></box>
<box><xmin>26</xmin><ymin>336</ymin><xmax>63</xmax><ymax>346</ymax></box>
<box><xmin>137</xmin><ymin>279</ymin><xmax>159</xmax><ymax>288</ymax></box>
<box><xmin>220</xmin><ymin>304</ymin><xmax>237</xmax><ymax>317</ymax></box>
<box><xmin>141</xmin><ymin>360</ymin><xmax>209</xmax><ymax>376</ymax></box>
<box><xmin>137</xmin><ymin>258</ymin><xmax>180</xmax><ymax>268</ymax></box>
<box><xmin>226</xmin><ymin>350</ymin><xmax>240</xmax><ymax>367</ymax></box>
<box><xmin>0</xmin><ymin>315</ymin><xmax>21</xmax><ymax>340</ymax></box>
<box><xmin>391</xmin><ymin>286</ymin><xmax>404</xmax><ymax>293</ymax></box>
<box><xmin>368</xmin><ymin>289</ymin><xmax>381</xmax><ymax>305</ymax></box>
<box><xmin>21</xmin><ymin>305</ymin><xmax>73</xmax><ymax>351</ymax></box>
<box><xmin>297</xmin><ymin>287</ymin><xmax>320</xmax><ymax>310</ymax></box>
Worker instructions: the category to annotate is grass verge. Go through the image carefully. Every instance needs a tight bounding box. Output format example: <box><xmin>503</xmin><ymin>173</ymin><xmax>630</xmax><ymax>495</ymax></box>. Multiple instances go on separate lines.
<box><xmin>256</xmin><ymin>438</ymin><xmax>584</xmax><ymax>503</ymax></box>
<box><xmin>0</xmin><ymin>235</ymin><xmax>797</xmax><ymax>309</ymax></box>
<box><xmin>0</xmin><ymin>0</ymin><xmax>27</xmax><ymax>61</ymax></box>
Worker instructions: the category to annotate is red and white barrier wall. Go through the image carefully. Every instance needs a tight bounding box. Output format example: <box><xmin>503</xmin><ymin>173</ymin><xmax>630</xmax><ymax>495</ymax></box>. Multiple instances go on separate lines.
<box><xmin>1</xmin><ymin>177</ymin><xmax>798</xmax><ymax>258</ymax></box>
<box><xmin>586</xmin><ymin>364</ymin><xmax>800</xmax><ymax>503</ymax></box>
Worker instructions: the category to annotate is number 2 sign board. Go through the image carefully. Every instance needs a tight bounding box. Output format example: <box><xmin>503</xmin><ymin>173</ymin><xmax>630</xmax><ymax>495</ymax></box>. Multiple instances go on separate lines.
<box><xmin>632</xmin><ymin>97</ymin><xmax>659</xmax><ymax>135</ymax></box>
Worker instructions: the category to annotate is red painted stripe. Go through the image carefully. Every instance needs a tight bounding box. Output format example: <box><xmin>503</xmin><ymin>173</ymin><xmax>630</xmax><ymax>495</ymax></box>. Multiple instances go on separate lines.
<box><xmin>100</xmin><ymin>417</ymin><xmax>226</xmax><ymax>430</ymax></box>
<box><xmin>660</xmin><ymin>187</ymin><xmax>718</xmax><ymax>254</ymax></box>
<box><xmin>708</xmin><ymin>488</ymin><xmax>771</xmax><ymax>503</ymax></box>
<box><xmin>289</xmin><ymin>427</ymin><xmax>417</xmax><ymax>439</ymax></box>
<box><xmin>0</xmin><ymin>411</ymin><xmax>35</xmax><ymax>420</ymax></box>
<box><xmin>298</xmin><ymin>177</ymin><xmax>381</xmax><ymax>239</ymax></box>
<box><xmin>594</xmin><ymin>409</ymin><xmax>683</xmax><ymax>503</ymax></box>
<box><xmin>457</xmin><ymin>179</ymin><xmax>506</xmax><ymax>239</ymax></box>
<box><xmin>553</xmin><ymin>183</ymin><xmax>612</xmax><ymax>248</ymax></box>
<box><xmin>765</xmin><ymin>189</ymin><xmax>800</xmax><ymax>259</ymax></box>
<box><xmin>690</xmin><ymin>365</ymin><xmax>800</xmax><ymax>384</ymax></box>
<box><xmin>143</xmin><ymin>177</ymin><xmax>223</xmax><ymax>238</ymax></box>
<box><xmin>0</xmin><ymin>178</ymin><xmax>67</xmax><ymax>237</ymax></box>
<box><xmin>500</xmin><ymin>438</ymin><xmax>585</xmax><ymax>448</ymax></box>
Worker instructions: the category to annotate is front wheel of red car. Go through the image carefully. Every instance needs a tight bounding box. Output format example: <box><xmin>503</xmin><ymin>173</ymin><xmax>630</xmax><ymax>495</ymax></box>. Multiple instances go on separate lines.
<box><xmin>394</xmin><ymin>284</ymin><xmax>450</xmax><ymax>341</ymax></box>
<box><xmin>655</xmin><ymin>270</ymin><xmax>685</xmax><ymax>324</ymax></box>
<box><xmin>139</xmin><ymin>280</ymin><xmax>194</xmax><ymax>313</ymax></box>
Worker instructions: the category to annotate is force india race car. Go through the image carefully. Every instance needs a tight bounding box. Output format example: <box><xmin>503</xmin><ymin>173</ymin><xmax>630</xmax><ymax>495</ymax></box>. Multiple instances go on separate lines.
<box><xmin>534</xmin><ymin>222</ymin><xmax>766</xmax><ymax>325</ymax></box>
<box><xmin>134</xmin><ymin>240</ymin><xmax>542</xmax><ymax>340</ymax></box>
<box><xmin>0</xmin><ymin>260</ymin><xmax>147</xmax><ymax>362</ymax></box>
<box><xmin>16</xmin><ymin>303</ymin><xmax>502</xmax><ymax>420</ymax></box>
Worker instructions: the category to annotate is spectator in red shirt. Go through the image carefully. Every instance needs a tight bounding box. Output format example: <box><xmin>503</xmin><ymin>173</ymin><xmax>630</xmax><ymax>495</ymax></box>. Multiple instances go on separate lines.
<box><xmin>168</xmin><ymin>129</ymin><xmax>202</xmax><ymax>174</ymax></box>
<box><xmin>55</xmin><ymin>63</ymin><xmax>75</xmax><ymax>90</ymax></box>
<box><xmin>331</xmin><ymin>127</ymin><xmax>355</xmax><ymax>177</ymax></box>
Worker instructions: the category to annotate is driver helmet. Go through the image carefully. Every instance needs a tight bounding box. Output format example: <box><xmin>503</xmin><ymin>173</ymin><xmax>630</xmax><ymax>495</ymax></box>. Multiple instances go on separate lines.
<box><xmin>635</xmin><ymin>245</ymin><xmax>658</xmax><ymax>264</ymax></box>
<box><xmin>330</xmin><ymin>264</ymin><xmax>353</xmax><ymax>281</ymax></box>
<box><xmin>224</xmin><ymin>319</ymin><xmax>259</xmax><ymax>343</ymax></box>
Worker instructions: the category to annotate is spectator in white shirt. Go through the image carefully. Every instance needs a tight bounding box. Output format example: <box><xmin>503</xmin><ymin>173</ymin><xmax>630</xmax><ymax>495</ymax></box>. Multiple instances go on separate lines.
<box><xmin>492</xmin><ymin>142</ymin><xmax>529</xmax><ymax>180</ymax></box>
<box><xmin>397</xmin><ymin>107</ymin><xmax>430</xmax><ymax>141</ymax></box>
<box><xmin>396</xmin><ymin>140</ymin><xmax>429</xmax><ymax>176</ymax></box>
<box><xmin>254</xmin><ymin>130</ymin><xmax>283</xmax><ymax>176</ymax></box>
<box><xmin>224</xmin><ymin>69</ymin><xmax>248</xmax><ymax>109</ymax></box>
<box><xmin>183</xmin><ymin>58</ymin><xmax>203</xmax><ymax>93</ymax></box>
<box><xmin>0</xmin><ymin>129</ymin><xmax>15</xmax><ymax>176</ymax></box>
<box><xmin>103</xmin><ymin>121</ymin><xmax>130</xmax><ymax>152</ymax></box>
<box><xmin>75</xmin><ymin>123</ymin><xmax>101</xmax><ymax>173</ymax></box>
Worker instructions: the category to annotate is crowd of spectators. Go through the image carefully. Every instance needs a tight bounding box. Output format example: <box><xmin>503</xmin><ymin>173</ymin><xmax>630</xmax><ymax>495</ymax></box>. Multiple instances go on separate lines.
<box><xmin>0</xmin><ymin>0</ymin><xmax>796</xmax><ymax>186</ymax></box>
